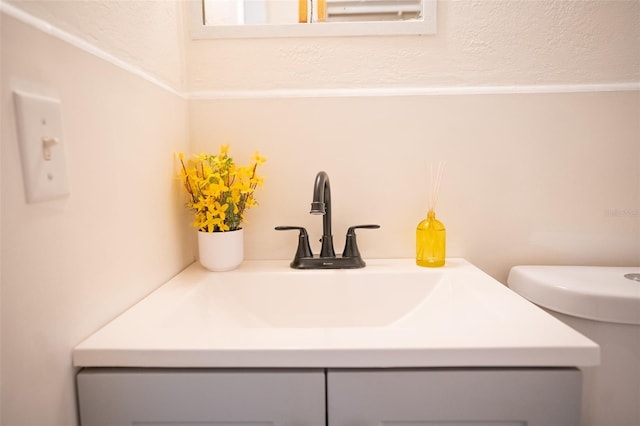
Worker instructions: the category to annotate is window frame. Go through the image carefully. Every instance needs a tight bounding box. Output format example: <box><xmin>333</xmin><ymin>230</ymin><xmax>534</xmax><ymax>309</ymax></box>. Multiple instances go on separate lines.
<box><xmin>188</xmin><ymin>0</ymin><xmax>436</xmax><ymax>39</ymax></box>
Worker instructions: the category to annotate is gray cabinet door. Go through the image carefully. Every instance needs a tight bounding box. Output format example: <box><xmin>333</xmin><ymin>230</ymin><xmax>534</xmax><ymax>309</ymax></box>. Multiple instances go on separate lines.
<box><xmin>327</xmin><ymin>368</ymin><xmax>581</xmax><ymax>426</ymax></box>
<box><xmin>77</xmin><ymin>368</ymin><xmax>326</xmax><ymax>426</ymax></box>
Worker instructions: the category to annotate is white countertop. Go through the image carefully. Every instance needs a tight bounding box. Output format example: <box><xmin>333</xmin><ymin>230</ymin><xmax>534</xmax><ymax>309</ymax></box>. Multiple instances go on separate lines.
<box><xmin>73</xmin><ymin>258</ymin><xmax>599</xmax><ymax>368</ymax></box>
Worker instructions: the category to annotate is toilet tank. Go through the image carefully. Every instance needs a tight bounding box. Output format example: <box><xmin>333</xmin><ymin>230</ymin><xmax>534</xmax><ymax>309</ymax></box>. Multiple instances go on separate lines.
<box><xmin>507</xmin><ymin>265</ymin><xmax>640</xmax><ymax>426</ymax></box>
<box><xmin>507</xmin><ymin>265</ymin><xmax>640</xmax><ymax>325</ymax></box>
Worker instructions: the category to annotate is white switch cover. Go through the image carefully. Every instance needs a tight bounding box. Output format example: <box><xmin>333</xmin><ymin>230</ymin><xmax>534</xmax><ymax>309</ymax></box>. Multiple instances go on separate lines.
<box><xmin>13</xmin><ymin>90</ymin><xmax>70</xmax><ymax>203</ymax></box>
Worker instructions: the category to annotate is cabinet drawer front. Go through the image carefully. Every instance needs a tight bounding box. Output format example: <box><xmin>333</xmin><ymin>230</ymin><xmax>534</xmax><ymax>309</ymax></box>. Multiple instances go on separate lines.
<box><xmin>328</xmin><ymin>368</ymin><xmax>580</xmax><ymax>426</ymax></box>
<box><xmin>78</xmin><ymin>368</ymin><xmax>326</xmax><ymax>426</ymax></box>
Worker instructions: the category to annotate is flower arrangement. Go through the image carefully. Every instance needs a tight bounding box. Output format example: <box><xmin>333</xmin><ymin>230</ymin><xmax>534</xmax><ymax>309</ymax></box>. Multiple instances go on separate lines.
<box><xmin>178</xmin><ymin>145</ymin><xmax>266</xmax><ymax>232</ymax></box>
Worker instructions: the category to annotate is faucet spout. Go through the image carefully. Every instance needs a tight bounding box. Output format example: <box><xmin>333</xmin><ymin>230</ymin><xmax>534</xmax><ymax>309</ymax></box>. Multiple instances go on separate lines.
<box><xmin>276</xmin><ymin>171</ymin><xmax>379</xmax><ymax>269</ymax></box>
<box><xmin>310</xmin><ymin>171</ymin><xmax>335</xmax><ymax>258</ymax></box>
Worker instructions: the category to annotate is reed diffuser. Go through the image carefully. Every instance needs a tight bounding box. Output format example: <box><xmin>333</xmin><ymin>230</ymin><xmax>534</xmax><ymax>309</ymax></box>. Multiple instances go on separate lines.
<box><xmin>416</xmin><ymin>161</ymin><xmax>446</xmax><ymax>267</ymax></box>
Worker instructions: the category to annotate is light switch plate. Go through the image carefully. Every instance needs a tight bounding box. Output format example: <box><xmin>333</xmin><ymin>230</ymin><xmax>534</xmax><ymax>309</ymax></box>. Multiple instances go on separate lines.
<box><xmin>13</xmin><ymin>90</ymin><xmax>70</xmax><ymax>203</ymax></box>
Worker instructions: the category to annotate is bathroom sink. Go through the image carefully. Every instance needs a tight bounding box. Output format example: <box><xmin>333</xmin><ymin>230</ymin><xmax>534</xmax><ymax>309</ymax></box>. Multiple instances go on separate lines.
<box><xmin>73</xmin><ymin>258</ymin><xmax>599</xmax><ymax>368</ymax></box>
<box><xmin>163</xmin><ymin>269</ymin><xmax>442</xmax><ymax>328</ymax></box>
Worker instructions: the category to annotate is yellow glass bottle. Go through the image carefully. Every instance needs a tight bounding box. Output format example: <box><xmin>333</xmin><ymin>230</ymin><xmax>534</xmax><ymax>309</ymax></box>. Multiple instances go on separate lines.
<box><xmin>416</xmin><ymin>209</ymin><xmax>446</xmax><ymax>267</ymax></box>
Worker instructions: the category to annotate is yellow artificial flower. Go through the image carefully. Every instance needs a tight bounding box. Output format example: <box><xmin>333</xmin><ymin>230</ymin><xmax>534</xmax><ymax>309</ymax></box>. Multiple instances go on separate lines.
<box><xmin>177</xmin><ymin>146</ymin><xmax>266</xmax><ymax>232</ymax></box>
<box><xmin>253</xmin><ymin>151</ymin><xmax>267</xmax><ymax>165</ymax></box>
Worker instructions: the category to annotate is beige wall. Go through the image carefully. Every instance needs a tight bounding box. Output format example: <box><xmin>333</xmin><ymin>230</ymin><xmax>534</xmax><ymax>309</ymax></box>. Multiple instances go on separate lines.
<box><xmin>1</xmin><ymin>10</ymin><xmax>193</xmax><ymax>426</ymax></box>
<box><xmin>1</xmin><ymin>1</ymin><xmax>639</xmax><ymax>425</ymax></box>
<box><xmin>189</xmin><ymin>92</ymin><xmax>640</xmax><ymax>280</ymax></box>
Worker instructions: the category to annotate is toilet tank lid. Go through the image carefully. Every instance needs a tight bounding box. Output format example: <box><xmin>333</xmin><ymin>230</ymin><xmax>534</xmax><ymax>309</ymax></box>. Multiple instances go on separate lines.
<box><xmin>507</xmin><ymin>265</ymin><xmax>640</xmax><ymax>325</ymax></box>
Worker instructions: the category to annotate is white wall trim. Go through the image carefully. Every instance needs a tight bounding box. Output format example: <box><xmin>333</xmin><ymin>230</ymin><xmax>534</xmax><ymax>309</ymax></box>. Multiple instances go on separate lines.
<box><xmin>185</xmin><ymin>83</ymin><xmax>640</xmax><ymax>100</ymax></box>
<box><xmin>3</xmin><ymin>1</ymin><xmax>639</xmax><ymax>101</ymax></box>
<box><xmin>0</xmin><ymin>1</ymin><xmax>184</xmax><ymax>98</ymax></box>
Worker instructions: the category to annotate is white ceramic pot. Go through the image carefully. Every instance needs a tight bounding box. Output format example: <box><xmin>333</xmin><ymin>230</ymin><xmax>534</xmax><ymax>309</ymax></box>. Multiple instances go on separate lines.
<box><xmin>197</xmin><ymin>228</ymin><xmax>244</xmax><ymax>271</ymax></box>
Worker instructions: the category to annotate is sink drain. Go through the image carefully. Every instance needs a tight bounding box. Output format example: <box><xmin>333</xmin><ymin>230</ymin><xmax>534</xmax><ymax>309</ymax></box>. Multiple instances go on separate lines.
<box><xmin>624</xmin><ymin>273</ymin><xmax>640</xmax><ymax>282</ymax></box>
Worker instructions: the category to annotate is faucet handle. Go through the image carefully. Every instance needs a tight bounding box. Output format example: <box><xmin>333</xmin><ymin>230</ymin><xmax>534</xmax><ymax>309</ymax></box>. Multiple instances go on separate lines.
<box><xmin>275</xmin><ymin>226</ymin><xmax>313</xmax><ymax>259</ymax></box>
<box><xmin>342</xmin><ymin>224</ymin><xmax>380</xmax><ymax>258</ymax></box>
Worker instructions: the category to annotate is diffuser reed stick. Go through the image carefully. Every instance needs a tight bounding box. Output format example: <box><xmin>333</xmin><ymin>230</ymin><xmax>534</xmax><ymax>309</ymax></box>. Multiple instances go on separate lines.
<box><xmin>428</xmin><ymin>161</ymin><xmax>446</xmax><ymax>214</ymax></box>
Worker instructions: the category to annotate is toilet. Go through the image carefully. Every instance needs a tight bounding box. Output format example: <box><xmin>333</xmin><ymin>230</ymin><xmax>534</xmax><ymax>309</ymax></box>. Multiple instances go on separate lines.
<box><xmin>507</xmin><ymin>265</ymin><xmax>640</xmax><ymax>426</ymax></box>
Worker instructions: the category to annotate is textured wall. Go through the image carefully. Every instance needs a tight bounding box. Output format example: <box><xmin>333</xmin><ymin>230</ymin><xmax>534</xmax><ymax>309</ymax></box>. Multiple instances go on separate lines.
<box><xmin>7</xmin><ymin>0</ymin><xmax>638</xmax><ymax>93</ymax></box>
<box><xmin>186</xmin><ymin>0</ymin><xmax>640</xmax><ymax>92</ymax></box>
<box><xmin>6</xmin><ymin>0</ymin><xmax>186</xmax><ymax>90</ymax></box>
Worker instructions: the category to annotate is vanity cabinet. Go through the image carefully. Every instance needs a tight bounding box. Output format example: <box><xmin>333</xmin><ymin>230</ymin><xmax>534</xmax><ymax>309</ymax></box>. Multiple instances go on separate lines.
<box><xmin>328</xmin><ymin>368</ymin><xmax>581</xmax><ymax>426</ymax></box>
<box><xmin>77</xmin><ymin>368</ymin><xmax>580</xmax><ymax>426</ymax></box>
<box><xmin>77</xmin><ymin>368</ymin><xmax>326</xmax><ymax>425</ymax></box>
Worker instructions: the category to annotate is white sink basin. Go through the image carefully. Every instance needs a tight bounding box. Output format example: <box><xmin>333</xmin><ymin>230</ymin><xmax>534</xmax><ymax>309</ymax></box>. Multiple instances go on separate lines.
<box><xmin>73</xmin><ymin>259</ymin><xmax>599</xmax><ymax>369</ymax></box>
<box><xmin>164</xmin><ymin>269</ymin><xmax>443</xmax><ymax>328</ymax></box>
